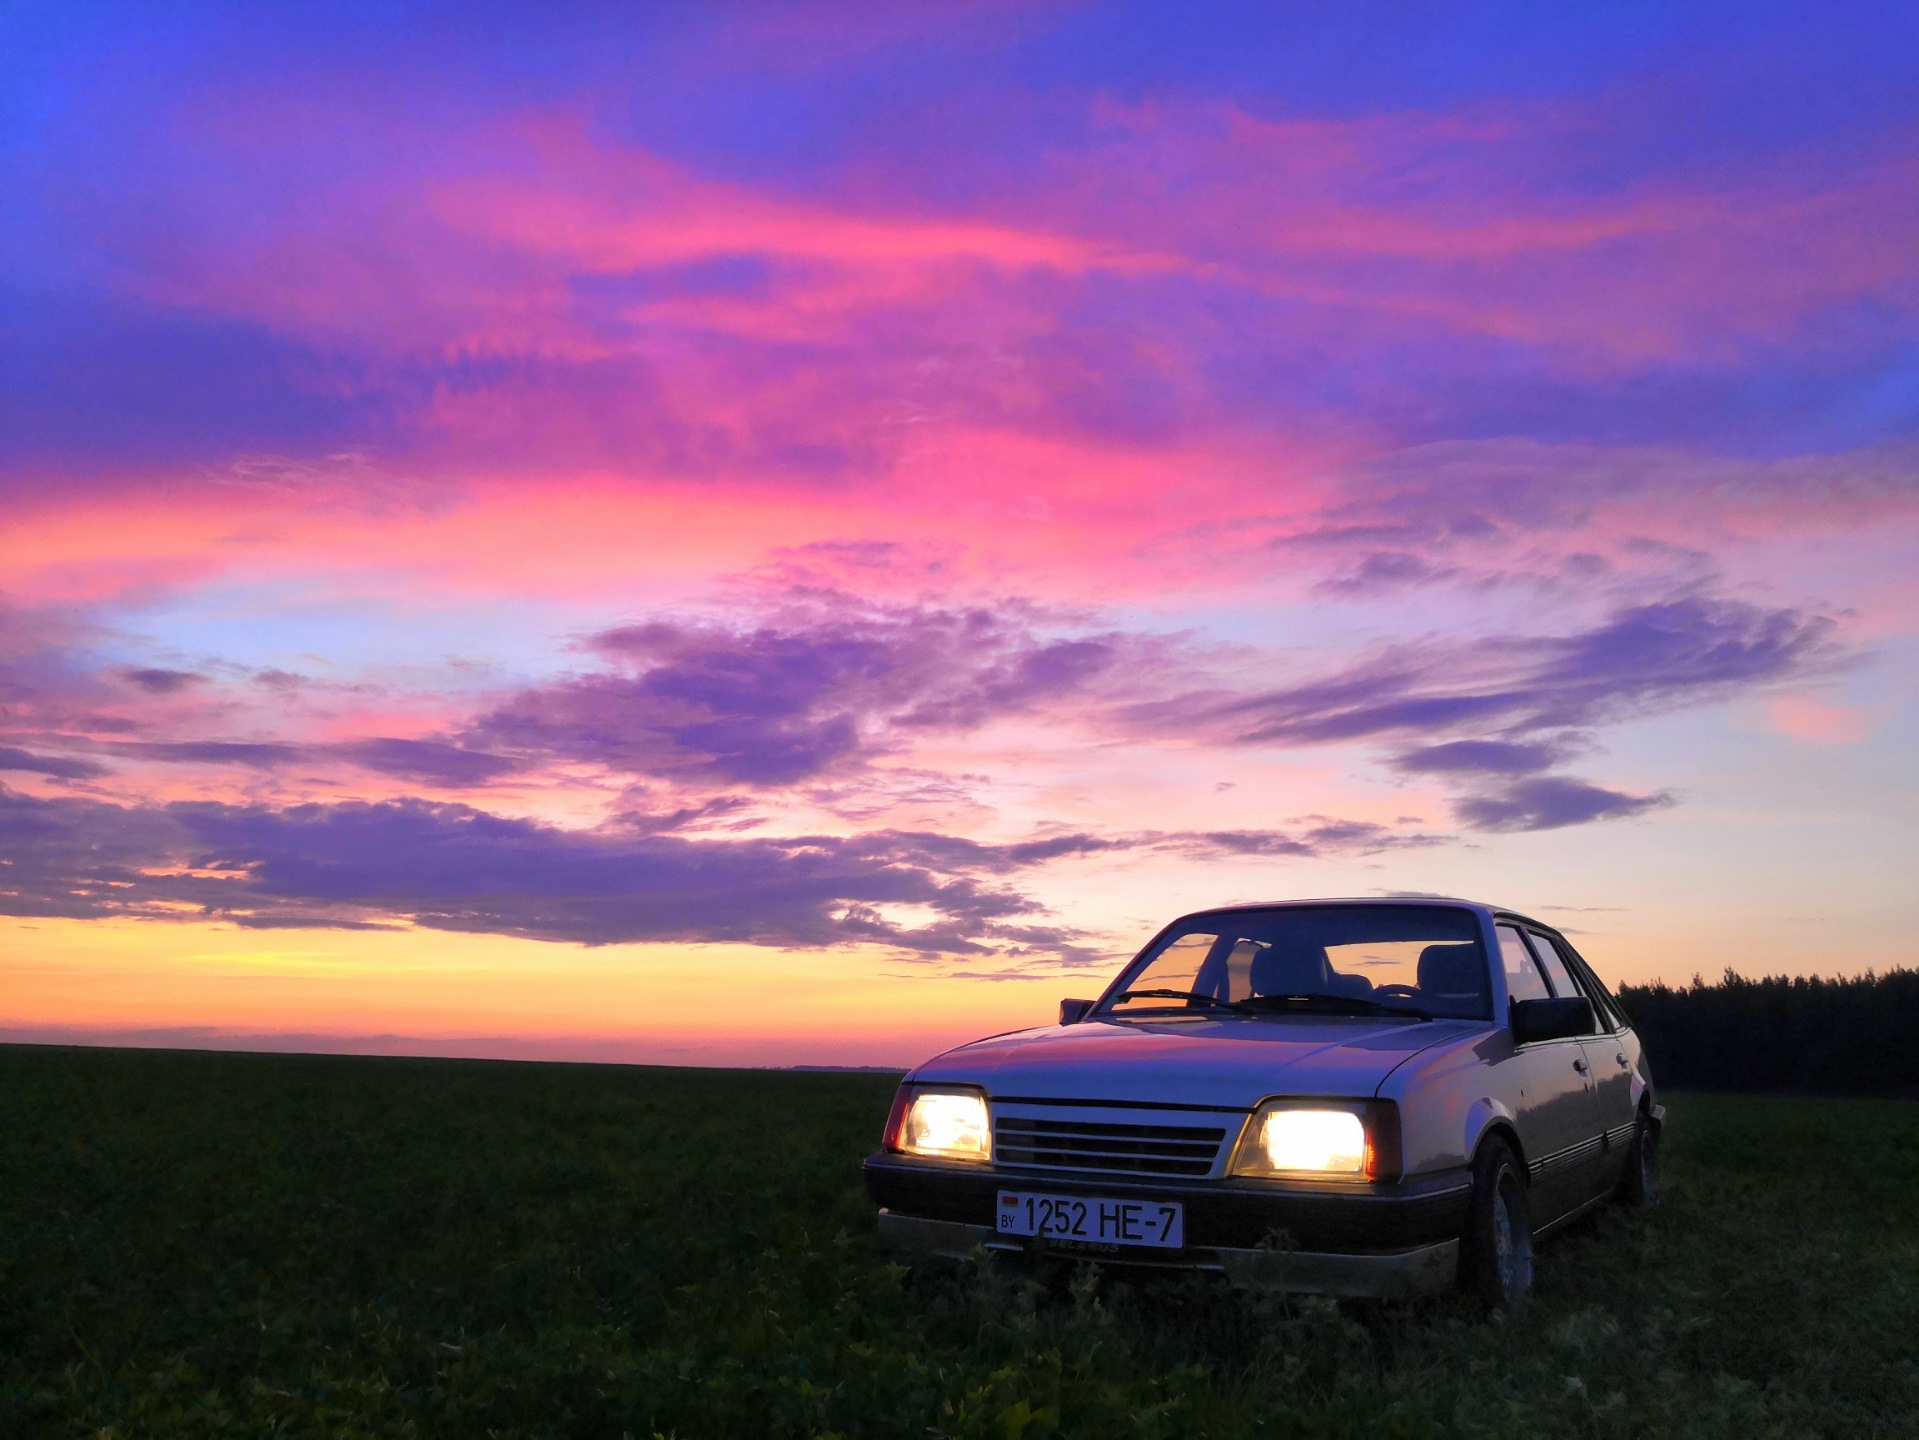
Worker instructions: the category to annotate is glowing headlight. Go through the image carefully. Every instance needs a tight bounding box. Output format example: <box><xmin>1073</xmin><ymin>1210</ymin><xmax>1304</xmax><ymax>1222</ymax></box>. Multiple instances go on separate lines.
<box><xmin>889</xmin><ymin>1088</ymin><xmax>991</xmax><ymax>1162</ymax></box>
<box><xmin>1257</xmin><ymin>1109</ymin><xmax>1365</xmax><ymax>1173</ymax></box>
<box><xmin>1230</xmin><ymin>1103</ymin><xmax>1397</xmax><ymax>1179</ymax></box>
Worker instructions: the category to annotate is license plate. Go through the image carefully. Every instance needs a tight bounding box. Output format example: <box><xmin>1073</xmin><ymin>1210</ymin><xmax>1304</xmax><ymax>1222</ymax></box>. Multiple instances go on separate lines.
<box><xmin>996</xmin><ymin>1190</ymin><xmax>1184</xmax><ymax>1248</ymax></box>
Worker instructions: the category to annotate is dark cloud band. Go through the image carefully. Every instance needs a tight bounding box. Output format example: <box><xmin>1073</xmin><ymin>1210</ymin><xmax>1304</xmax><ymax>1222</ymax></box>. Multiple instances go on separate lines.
<box><xmin>0</xmin><ymin>786</ymin><xmax>1423</xmax><ymax>958</ymax></box>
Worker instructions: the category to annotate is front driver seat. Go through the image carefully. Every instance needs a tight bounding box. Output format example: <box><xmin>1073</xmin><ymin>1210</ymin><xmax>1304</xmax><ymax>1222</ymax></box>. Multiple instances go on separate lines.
<box><xmin>1249</xmin><ymin>942</ymin><xmax>1329</xmax><ymax>997</ymax></box>
<box><xmin>1416</xmin><ymin>943</ymin><xmax>1488</xmax><ymax>1010</ymax></box>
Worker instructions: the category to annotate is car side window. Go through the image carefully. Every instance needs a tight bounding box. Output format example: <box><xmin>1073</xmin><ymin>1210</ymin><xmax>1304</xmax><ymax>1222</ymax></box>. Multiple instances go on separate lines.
<box><xmin>1551</xmin><ymin>937</ymin><xmax>1623</xmax><ymax>1030</ymax></box>
<box><xmin>1497</xmin><ymin>925</ymin><xmax>1551</xmax><ymax>1003</ymax></box>
<box><xmin>1523</xmin><ymin>931</ymin><xmax>1578</xmax><ymax>998</ymax></box>
<box><xmin>1523</xmin><ymin>931</ymin><xmax>1602</xmax><ymax>1035</ymax></box>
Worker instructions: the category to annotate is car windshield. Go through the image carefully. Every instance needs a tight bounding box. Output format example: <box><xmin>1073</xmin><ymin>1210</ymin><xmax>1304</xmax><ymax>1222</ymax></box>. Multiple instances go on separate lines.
<box><xmin>1104</xmin><ymin>904</ymin><xmax>1492</xmax><ymax>1021</ymax></box>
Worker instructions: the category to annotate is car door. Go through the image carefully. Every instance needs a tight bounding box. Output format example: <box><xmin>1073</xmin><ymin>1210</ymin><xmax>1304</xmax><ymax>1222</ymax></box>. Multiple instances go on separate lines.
<box><xmin>1520</xmin><ymin>929</ymin><xmax>1615</xmax><ymax>1206</ymax></box>
<box><xmin>1546</xmin><ymin>934</ymin><xmax>1639</xmax><ymax>1179</ymax></box>
<box><xmin>1496</xmin><ymin>924</ymin><xmax>1605</xmax><ymax>1224</ymax></box>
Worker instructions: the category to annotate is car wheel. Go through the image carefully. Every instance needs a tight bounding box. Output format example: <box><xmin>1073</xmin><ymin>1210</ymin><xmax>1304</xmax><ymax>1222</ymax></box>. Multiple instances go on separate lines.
<box><xmin>1459</xmin><ymin>1135</ymin><xmax>1532</xmax><ymax>1311</ymax></box>
<box><xmin>1615</xmin><ymin>1111</ymin><xmax>1660</xmax><ymax>1207</ymax></box>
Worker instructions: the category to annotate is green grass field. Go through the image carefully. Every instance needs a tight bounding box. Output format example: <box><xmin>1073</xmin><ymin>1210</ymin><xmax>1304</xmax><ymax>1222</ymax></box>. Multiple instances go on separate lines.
<box><xmin>2</xmin><ymin>1046</ymin><xmax>1915</xmax><ymax>1438</ymax></box>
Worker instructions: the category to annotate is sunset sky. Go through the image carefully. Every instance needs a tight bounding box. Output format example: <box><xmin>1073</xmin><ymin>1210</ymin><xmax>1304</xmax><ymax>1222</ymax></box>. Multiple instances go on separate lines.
<box><xmin>3</xmin><ymin>0</ymin><xmax>1915</xmax><ymax>1066</ymax></box>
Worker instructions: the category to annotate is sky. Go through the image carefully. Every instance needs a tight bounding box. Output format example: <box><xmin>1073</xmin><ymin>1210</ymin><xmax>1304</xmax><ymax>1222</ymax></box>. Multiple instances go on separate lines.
<box><xmin>2</xmin><ymin>0</ymin><xmax>1915</xmax><ymax>1067</ymax></box>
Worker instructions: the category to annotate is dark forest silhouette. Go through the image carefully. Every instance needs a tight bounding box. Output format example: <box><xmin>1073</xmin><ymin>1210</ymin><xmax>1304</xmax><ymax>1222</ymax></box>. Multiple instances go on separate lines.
<box><xmin>1618</xmin><ymin>969</ymin><xmax>1919</xmax><ymax>1095</ymax></box>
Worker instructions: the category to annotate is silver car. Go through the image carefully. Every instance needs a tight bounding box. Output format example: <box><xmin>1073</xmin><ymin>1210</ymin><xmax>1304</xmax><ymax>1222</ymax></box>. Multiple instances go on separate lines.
<box><xmin>863</xmin><ymin>897</ymin><xmax>1662</xmax><ymax>1308</ymax></box>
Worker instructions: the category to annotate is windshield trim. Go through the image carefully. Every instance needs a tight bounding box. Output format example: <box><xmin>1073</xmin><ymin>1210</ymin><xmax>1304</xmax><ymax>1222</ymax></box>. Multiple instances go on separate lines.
<box><xmin>1096</xmin><ymin>901</ymin><xmax>1491</xmax><ymax>1022</ymax></box>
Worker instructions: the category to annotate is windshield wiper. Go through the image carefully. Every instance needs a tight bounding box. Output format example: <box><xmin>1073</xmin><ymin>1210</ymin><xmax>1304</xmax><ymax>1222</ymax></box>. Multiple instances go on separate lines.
<box><xmin>1234</xmin><ymin>993</ymin><xmax>1432</xmax><ymax>1021</ymax></box>
<box><xmin>1111</xmin><ymin>989</ymin><xmax>1432</xmax><ymax>1022</ymax></box>
<box><xmin>1111</xmin><ymin>988</ymin><xmax>1236</xmax><ymax>1010</ymax></box>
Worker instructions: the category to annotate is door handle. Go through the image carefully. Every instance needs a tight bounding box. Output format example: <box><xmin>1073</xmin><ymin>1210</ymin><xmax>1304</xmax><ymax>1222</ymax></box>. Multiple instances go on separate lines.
<box><xmin>1572</xmin><ymin>1058</ymin><xmax>1588</xmax><ymax>1074</ymax></box>
<box><xmin>1615</xmin><ymin>1053</ymin><xmax>1629</xmax><ymax>1068</ymax></box>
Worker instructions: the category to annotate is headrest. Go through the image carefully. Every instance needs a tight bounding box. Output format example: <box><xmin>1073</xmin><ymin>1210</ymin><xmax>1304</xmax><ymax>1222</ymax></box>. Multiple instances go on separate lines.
<box><xmin>1248</xmin><ymin>942</ymin><xmax>1327</xmax><ymax>996</ymax></box>
<box><xmin>1417</xmin><ymin>944</ymin><xmax>1485</xmax><ymax>997</ymax></box>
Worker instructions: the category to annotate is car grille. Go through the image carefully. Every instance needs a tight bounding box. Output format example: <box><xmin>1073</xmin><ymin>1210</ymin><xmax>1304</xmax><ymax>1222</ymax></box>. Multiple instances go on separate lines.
<box><xmin>993</xmin><ymin>1115</ymin><xmax>1229</xmax><ymax>1179</ymax></box>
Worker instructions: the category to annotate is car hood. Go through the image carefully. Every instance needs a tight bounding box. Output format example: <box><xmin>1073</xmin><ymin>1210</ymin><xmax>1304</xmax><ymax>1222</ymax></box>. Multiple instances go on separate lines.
<box><xmin>910</xmin><ymin>1015</ymin><xmax>1481</xmax><ymax>1108</ymax></box>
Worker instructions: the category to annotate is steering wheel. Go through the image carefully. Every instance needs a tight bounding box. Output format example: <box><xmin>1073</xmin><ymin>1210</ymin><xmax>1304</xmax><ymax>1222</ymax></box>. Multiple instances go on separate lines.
<box><xmin>1374</xmin><ymin>984</ymin><xmax>1423</xmax><ymax>1001</ymax></box>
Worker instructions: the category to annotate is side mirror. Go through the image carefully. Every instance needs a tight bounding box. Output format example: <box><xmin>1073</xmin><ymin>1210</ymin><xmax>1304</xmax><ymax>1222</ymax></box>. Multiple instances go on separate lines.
<box><xmin>1059</xmin><ymin>998</ymin><xmax>1095</xmax><ymax>1026</ymax></box>
<box><xmin>1510</xmin><ymin>996</ymin><xmax>1595</xmax><ymax>1045</ymax></box>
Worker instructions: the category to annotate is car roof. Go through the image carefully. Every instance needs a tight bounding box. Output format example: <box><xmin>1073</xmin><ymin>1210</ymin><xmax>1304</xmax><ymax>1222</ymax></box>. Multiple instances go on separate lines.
<box><xmin>1180</xmin><ymin>895</ymin><xmax>1489</xmax><ymax>914</ymax></box>
<box><xmin>1169</xmin><ymin>895</ymin><xmax>1563</xmax><ymax>936</ymax></box>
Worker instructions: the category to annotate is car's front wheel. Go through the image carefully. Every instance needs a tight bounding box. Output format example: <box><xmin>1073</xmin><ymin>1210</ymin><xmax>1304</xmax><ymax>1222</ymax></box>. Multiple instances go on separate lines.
<box><xmin>1615</xmin><ymin>1110</ymin><xmax>1659</xmax><ymax>1207</ymax></box>
<box><xmin>1458</xmin><ymin>1135</ymin><xmax>1532</xmax><ymax>1311</ymax></box>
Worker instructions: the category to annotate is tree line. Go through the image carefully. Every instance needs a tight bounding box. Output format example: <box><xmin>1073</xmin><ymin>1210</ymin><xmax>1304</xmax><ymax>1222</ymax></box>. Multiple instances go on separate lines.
<box><xmin>1615</xmin><ymin>968</ymin><xmax>1919</xmax><ymax>1095</ymax></box>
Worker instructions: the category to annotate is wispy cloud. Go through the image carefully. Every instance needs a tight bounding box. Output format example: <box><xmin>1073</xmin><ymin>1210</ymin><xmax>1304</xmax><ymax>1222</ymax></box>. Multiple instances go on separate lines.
<box><xmin>0</xmin><ymin>587</ymin><xmax>1847</xmax><ymax>841</ymax></box>
<box><xmin>0</xmin><ymin>785</ymin><xmax>1431</xmax><ymax>958</ymax></box>
<box><xmin>466</xmin><ymin>602</ymin><xmax>1144</xmax><ymax>785</ymax></box>
<box><xmin>1128</xmin><ymin>597</ymin><xmax>1837</xmax><ymax>748</ymax></box>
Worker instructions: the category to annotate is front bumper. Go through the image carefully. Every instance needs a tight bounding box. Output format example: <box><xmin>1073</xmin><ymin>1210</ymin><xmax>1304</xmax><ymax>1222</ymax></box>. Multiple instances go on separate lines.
<box><xmin>863</xmin><ymin>1152</ymin><xmax>1472</xmax><ymax>1299</ymax></box>
<box><xmin>876</xmin><ymin>1211</ymin><xmax>1459</xmax><ymax>1299</ymax></box>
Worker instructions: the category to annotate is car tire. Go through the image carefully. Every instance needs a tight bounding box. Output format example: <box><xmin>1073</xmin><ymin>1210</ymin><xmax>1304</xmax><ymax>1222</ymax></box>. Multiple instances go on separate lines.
<box><xmin>1615</xmin><ymin>1111</ymin><xmax>1660</xmax><ymax>1208</ymax></box>
<box><xmin>1459</xmin><ymin>1135</ymin><xmax>1532</xmax><ymax>1311</ymax></box>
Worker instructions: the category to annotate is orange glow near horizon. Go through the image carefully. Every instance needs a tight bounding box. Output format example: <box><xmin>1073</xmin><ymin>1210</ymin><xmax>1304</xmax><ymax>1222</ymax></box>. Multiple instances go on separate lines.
<box><xmin>0</xmin><ymin>918</ymin><xmax>1074</xmax><ymax>1069</ymax></box>
<box><xmin>6</xmin><ymin>858</ymin><xmax>1906</xmax><ymax>1071</ymax></box>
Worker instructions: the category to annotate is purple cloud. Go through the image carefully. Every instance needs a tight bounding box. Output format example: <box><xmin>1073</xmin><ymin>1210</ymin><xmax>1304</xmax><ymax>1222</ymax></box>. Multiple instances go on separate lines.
<box><xmin>0</xmin><ymin>746</ymin><xmax>109</xmax><ymax>780</ymax></box>
<box><xmin>0</xmin><ymin>784</ymin><xmax>1434</xmax><ymax>955</ymax></box>
<box><xmin>0</xmin><ymin>591</ymin><xmax>1842</xmax><ymax>840</ymax></box>
<box><xmin>0</xmin><ymin>786</ymin><xmax>233</xmax><ymax>922</ymax></box>
<box><xmin>1318</xmin><ymin>440</ymin><xmax>1919</xmax><ymax>556</ymax></box>
<box><xmin>117</xmin><ymin>667</ymin><xmax>206</xmax><ymax>694</ymax></box>
<box><xmin>97</xmin><ymin>738</ymin><xmax>516</xmax><ymax>788</ymax></box>
<box><xmin>1452</xmin><ymin>777</ymin><xmax>1673</xmax><ymax>832</ymax></box>
<box><xmin>173</xmin><ymin>801</ymin><xmax>1040</xmax><ymax>950</ymax></box>
<box><xmin>334</xmin><ymin>738</ymin><xmax>521</xmax><ymax>787</ymax></box>
<box><xmin>120</xmin><ymin>741</ymin><xmax>305</xmax><ymax>767</ymax></box>
<box><xmin>611</xmin><ymin>794</ymin><xmax>761</xmax><ymax>836</ymax></box>
<box><xmin>469</xmin><ymin>606</ymin><xmax>1128</xmax><ymax>786</ymax></box>
<box><xmin>1313</xmin><ymin>551</ymin><xmax>1451</xmax><ymax>598</ymax></box>
<box><xmin>1</xmin><ymin>599</ymin><xmax>1137</xmax><ymax>798</ymax></box>
<box><xmin>1099</xmin><ymin>593</ymin><xmax>1840</xmax><ymax>831</ymax></box>
<box><xmin>898</xmin><ymin>638</ymin><xmax>1119</xmax><ymax>730</ymax></box>
<box><xmin>1392</xmin><ymin>740</ymin><xmax>1564</xmax><ymax>776</ymax></box>
<box><xmin>1193</xmin><ymin>598</ymin><xmax>1836</xmax><ymax>747</ymax></box>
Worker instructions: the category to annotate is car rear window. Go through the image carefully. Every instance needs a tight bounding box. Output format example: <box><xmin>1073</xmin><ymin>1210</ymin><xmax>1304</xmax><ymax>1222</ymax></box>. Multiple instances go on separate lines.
<box><xmin>1110</xmin><ymin>904</ymin><xmax>1493</xmax><ymax>1020</ymax></box>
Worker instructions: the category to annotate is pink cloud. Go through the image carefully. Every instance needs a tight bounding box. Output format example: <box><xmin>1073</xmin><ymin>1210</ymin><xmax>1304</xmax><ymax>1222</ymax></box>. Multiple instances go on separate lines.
<box><xmin>1010</xmin><ymin>100</ymin><xmax>1919</xmax><ymax>363</ymax></box>
<box><xmin>25</xmin><ymin>75</ymin><xmax>1899</xmax><ymax>575</ymax></box>
<box><xmin>1767</xmin><ymin>692</ymin><xmax>1872</xmax><ymax>745</ymax></box>
<box><xmin>111</xmin><ymin>89</ymin><xmax>1919</xmax><ymax>378</ymax></box>
<box><xmin>13</xmin><ymin>72</ymin><xmax>1918</xmax><ymax>637</ymax></box>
